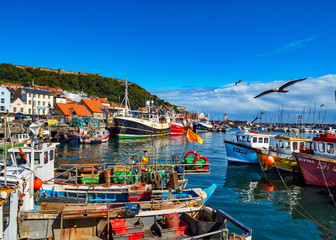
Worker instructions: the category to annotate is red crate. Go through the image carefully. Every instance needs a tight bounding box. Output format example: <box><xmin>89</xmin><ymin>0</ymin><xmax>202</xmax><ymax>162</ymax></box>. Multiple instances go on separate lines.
<box><xmin>128</xmin><ymin>230</ymin><xmax>145</xmax><ymax>240</ymax></box>
<box><xmin>113</xmin><ymin>227</ymin><xmax>129</xmax><ymax>235</ymax></box>
<box><xmin>110</xmin><ymin>218</ymin><xmax>126</xmax><ymax>228</ymax></box>
<box><xmin>174</xmin><ymin>220</ymin><xmax>188</xmax><ymax>235</ymax></box>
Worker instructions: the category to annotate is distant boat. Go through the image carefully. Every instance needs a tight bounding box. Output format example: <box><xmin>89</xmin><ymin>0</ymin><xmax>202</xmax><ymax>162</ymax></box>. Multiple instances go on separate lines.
<box><xmin>292</xmin><ymin>133</ymin><xmax>336</xmax><ymax>187</ymax></box>
<box><xmin>224</xmin><ymin>131</ymin><xmax>274</xmax><ymax>164</ymax></box>
<box><xmin>193</xmin><ymin>119</ymin><xmax>213</xmax><ymax>132</ymax></box>
<box><xmin>80</xmin><ymin>128</ymin><xmax>109</xmax><ymax>143</ymax></box>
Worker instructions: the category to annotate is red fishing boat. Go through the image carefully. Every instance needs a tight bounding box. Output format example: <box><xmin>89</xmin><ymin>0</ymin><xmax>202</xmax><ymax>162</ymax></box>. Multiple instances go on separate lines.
<box><xmin>292</xmin><ymin>133</ymin><xmax>336</xmax><ymax>187</ymax></box>
<box><xmin>171</xmin><ymin>122</ymin><xmax>184</xmax><ymax>135</ymax></box>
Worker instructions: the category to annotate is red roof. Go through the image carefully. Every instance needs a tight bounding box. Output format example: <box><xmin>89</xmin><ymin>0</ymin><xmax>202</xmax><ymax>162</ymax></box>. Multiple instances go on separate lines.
<box><xmin>56</xmin><ymin>103</ymin><xmax>92</xmax><ymax>117</ymax></box>
<box><xmin>82</xmin><ymin>99</ymin><xmax>103</xmax><ymax>113</ymax></box>
<box><xmin>97</xmin><ymin>98</ymin><xmax>109</xmax><ymax>104</ymax></box>
<box><xmin>1</xmin><ymin>83</ymin><xmax>24</xmax><ymax>88</ymax></box>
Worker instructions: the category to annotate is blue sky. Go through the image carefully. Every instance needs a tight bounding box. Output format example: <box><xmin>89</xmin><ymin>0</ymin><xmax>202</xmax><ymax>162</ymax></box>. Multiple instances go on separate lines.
<box><xmin>1</xmin><ymin>1</ymin><xmax>336</xmax><ymax>121</ymax></box>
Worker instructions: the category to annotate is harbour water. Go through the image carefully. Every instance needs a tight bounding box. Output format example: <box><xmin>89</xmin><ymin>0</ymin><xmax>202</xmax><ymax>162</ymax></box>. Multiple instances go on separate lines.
<box><xmin>56</xmin><ymin>130</ymin><xmax>336</xmax><ymax>240</ymax></box>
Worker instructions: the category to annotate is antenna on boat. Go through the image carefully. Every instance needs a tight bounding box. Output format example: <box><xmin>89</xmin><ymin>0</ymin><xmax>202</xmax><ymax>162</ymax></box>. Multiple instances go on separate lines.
<box><xmin>119</xmin><ymin>79</ymin><xmax>132</xmax><ymax>116</ymax></box>
<box><xmin>3</xmin><ymin>111</ymin><xmax>8</xmax><ymax>187</ymax></box>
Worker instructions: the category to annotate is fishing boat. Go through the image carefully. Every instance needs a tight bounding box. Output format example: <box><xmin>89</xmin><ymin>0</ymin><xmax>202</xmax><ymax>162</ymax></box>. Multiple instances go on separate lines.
<box><xmin>80</xmin><ymin>128</ymin><xmax>109</xmax><ymax>143</ymax></box>
<box><xmin>19</xmin><ymin>203</ymin><xmax>252</xmax><ymax>240</ymax></box>
<box><xmin>193</xmin><ymin>119</ymin><xmax>213</xmax><ymax>132</ymax></box>
<box><xmin>292</xmin><ymin>133</ymin><xmax>336</xmax><ymax>186</ymax></box>
<box><xmin>114</xmin><ymin>81</ymin><xmax>171</xmax><ymax>138</ymax></box>
<box><xmin>257</xmin><ymin>136</ymin><xmax>312</xmax><ymax>173</ymax></box>
<box><xmin>11</xmin><ymin>133</ymin><xmax>30</xmax><ymax>143</ymax></box>
<box><xmin>171</xmin><ymin>122</ymin><xmax>184</xmax><ymax>135</ymax></box>
<box><xmin>224</xmin><ymin>131</ymin><xmax>274</xmax><ymax>164</ymax></box>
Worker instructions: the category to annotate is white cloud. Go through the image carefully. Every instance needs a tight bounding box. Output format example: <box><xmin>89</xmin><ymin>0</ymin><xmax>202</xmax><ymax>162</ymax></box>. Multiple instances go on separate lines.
<box><xmin>153</xmin><ymin>74</ymin><xmax>336</xmax><ymax>122</ymax></box>
<box><xmin>258</xmin><ymin>35</ymin><xmax>320</xmax><ymax>57</ymax></box>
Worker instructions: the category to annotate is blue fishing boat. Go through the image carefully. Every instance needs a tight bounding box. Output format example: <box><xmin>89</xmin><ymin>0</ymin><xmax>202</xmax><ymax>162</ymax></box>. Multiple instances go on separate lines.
<box><xmin>193</xmin><ymin>119</ymin><xmax>213</xmax><ymax>132</ymax></box>
<box><xmin>224</xmin><ymin>131</ymin><xmax>274</xmax><ymax>164</ymax></box>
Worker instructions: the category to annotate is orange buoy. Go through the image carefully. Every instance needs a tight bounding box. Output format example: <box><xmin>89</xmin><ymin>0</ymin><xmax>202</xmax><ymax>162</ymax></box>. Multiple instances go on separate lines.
<box><xmin>34</xmin><ymin>178</ymin><xmax>43</xmax><ymax>189</ymax></box>
<box><xmin>265</xmin><ymin>156</ymin><xmax>274</xmax><ymax>165</ymax></box>
<box><xmin>264</xmin><ymin>183</ymin><xmax>274</xmax><ymax>191</ymax></box>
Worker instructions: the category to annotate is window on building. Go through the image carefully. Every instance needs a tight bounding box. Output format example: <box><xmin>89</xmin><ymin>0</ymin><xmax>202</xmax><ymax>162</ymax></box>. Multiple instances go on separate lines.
<box><xmin>28</xmin><ymin>109</ymin><xmax>31</xmax><ymax>114</ymax></box>
<box><xmin>1</xmin><ymin>92</ymin><xmax>4</xmax><ymax>95</ymax></box>
<box><xmin>29</xmin><ymin>100</ymin><xmax>31</xmax><ymax>105</ymax></box>
<box><xmin>318</xmin><ymin>142</ymin><xmax>325</xmax><ymax>153</ymax></box>
<box><xmin>13</xmin><ymin>107</ymin><xmax>17</xmax><ymax>112</ymax></box>
<box><xmin>20</xmin><ymin>108</ymin><xmax>23</xmax><ymax>113</ymax></box>
<box><xmin>48</xmin><ymin>95</ymin><xmax>50</xmax><ymax>99</ymax></box>
<box><xmin>0</xmin><ymin>106</ymin><xmax>4</xmax><ymax>111</ymax></box>
<box><xmin>38</xmin><ymin>109</ymin><xmax>40</xmax><ymax>115</ymax></box>
<box><xmin>29</xmin><ymin>93</ymin><xmax>31</xmax><ymax>97</ymax></box>
<box><xmin>43</xmin><ymin>95</ymin><xmax>45</xmax><ymax>99</ymax></box>
<box><xmin>43</xmin><ymin>101</ymin><xmax>45</xmax><ymax>106</ymax></box>
<box><xmin>327</xmin><ymin>143</ymin><xmax>334</xmax><ymax>154</ymax></box>
<box><xmin>1</xmin><ymin>98</ymin><xmax>4</xmax><ymax>103</ymax></box>
<box><xmin>43</xmin><ymin>109</ymin><xmax>45</xmax><ymax>115</ymax></box>
<box><xmin>33</xmin><ymin>101</ymin><xmax>36</xmax><ymax>107</ymax></box>
<box><xmin>38</xmin><ymin>101</ymin><xmax>40</xmax><ymax>105</ymax></box>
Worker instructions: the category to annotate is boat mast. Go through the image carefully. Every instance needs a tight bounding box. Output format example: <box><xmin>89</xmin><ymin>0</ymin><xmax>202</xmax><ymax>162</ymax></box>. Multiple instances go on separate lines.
<box><xmin>3</xmin><ymin>112</ymin><xmax>7</xmax><ymax>187</ymax></box>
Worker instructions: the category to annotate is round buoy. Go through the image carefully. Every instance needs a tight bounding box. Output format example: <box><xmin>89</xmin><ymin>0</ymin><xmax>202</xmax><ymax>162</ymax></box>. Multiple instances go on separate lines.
<box><xmin>34</xmin><ymin>178</ymin><xmax>43</xmax><ymax>189</ymax></box>
<box><xmin>265</xmin><ymin>156</ymin><xmax>275</xmax><ymax>165</ymax></box>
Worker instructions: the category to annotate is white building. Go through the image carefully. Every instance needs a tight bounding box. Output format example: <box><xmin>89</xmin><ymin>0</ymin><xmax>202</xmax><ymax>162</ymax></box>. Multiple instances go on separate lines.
<box><xmin>0</xmin><ymin>85</ymin><xmax>11</xmax><ymax>113</ymax></box>
<box><xmin>10</xmin><ymin>98</ymin><xmax>27</xmax><ymax>114</ymax></box>
<box><xmin>21</xmin><ymin>88</ymin><xmax>54</xmax><ymax>116</ymax></box>
<box><xmin>64</xmin><ymin>90</ymin><xmax>87</xmax><ymax>103</ymax></box>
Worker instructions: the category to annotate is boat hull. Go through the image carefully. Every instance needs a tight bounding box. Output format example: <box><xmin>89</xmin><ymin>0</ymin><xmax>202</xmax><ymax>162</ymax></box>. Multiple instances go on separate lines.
<box><xmin>115</xmin><ymin>117</ymin><xmax>170</xmax><ymax>138</ymax></box>
<box><xmin>171</xmin><ymin>123</ymin><xmax>184</xmax><ymax>135</ymax></box>
<box><xmin>80</xmin><ymin>135</ymin><xmax>109</xmax><ymax>144</ymax></box>
<box><xmin>257</xmin><ymin>150</ymin><xmax>300</xmax><ymax>173</ymax></box>
<box><xmin>224</xmin><ymin>141</ymin><xmax>259</xmax><ymax>164</ymax></box>
<box><xmin>193</xmin><ymin>122</ymin><xmax>211</xmax><ymax>132</ymax></box>
<box><xmin>293</xmin><ymin>152</ymin><xmax>336</xmax><ymax>187</ymax></box>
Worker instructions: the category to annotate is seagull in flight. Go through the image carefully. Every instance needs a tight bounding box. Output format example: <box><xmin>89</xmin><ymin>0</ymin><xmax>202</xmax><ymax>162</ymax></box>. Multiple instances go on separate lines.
<box><xmin>235</xmin><ymin>80</ymin><xmax>242</xmax><ymax>86</ymax></box>
<box><xmin>254</xmin><ymin>78</ymin><xmax>306</xmax><ymax>99</ymax></box>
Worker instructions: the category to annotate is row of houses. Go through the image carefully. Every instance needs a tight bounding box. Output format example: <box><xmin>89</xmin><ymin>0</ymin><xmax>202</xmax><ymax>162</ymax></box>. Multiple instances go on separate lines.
<box><xmin>0</xmin><ymin>83</ymin><xmax>125</xmax><ymax>126</ymax></box>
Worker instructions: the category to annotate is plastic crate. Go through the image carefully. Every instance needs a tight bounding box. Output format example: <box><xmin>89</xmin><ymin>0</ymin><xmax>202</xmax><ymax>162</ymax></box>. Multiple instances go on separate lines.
<box><xmin>110</xmin><ymin>218</ymin><xmax>126</xmax><ymax>228</ymax></box>
<box><xmin>112</xmin><ymin>230</ymin><xmax>144</xmax><ymax>240</ymax></box>
<box><xmin>154</xmin><ymin>220</ymin><xmax>188</xmax><ymax>237</ymax></box>
<box><xmin>125</xmin><ymin>203</ymin><xmax>141</xmax><ymax>215</ymax></box>
<box><xmin>111</xmin><ymin>217</ymin><xmax>144</xmax><ymax>235</ymax></box>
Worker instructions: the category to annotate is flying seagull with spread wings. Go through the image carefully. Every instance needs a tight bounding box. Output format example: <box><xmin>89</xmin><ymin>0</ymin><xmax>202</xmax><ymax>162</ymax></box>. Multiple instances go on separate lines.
<box><xmin>235</xmin><ymin>80</ymin><xmax>242</xmax><ymax>86</ymax></box>
<box><xmin>254</xmin><ymin>78</ymin><xmax>307</xmax><ymax>99</ymax></box>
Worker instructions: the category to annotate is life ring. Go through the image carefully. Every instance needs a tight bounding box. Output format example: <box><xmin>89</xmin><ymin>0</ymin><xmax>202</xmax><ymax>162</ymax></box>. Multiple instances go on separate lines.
<box><xmin>184</xmin><ymin>150</ymin><xmax>199</xmax><ymax>159</ymax></box>
<box><xmin>148</xmin><ymin>172</ymin><xmax>155</xmax><ymax>183</ymax></box>
<box><xmin>154</xmin><ymin>172</ymin><xmax>162</xmax><ymax>185</ymax></box>
<box><xmin>193</xmin><ymin>155</ymin><xmax>209</xmax><ymax>171</ymax></box>
<box><xmin>73</xmin><ymin>130</ymin><xmax>77</xmax><ymax>135</ymax></box>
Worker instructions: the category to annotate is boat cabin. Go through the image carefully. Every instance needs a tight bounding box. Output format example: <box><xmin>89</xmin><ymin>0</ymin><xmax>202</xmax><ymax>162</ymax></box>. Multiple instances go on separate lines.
<box><xmin>236</xmin><ymin>131</ymin><xmax>273</xmax><ymax>149</ymax></box>
<box><xmin>0</xmin><ymin>186</ymin><xmax>19</xmax><ymax>240</ymax></box>
<box><xmin>92</xmin><ymin>129</ymin><xmax>109</xmax><ymax>138</ymax></box>
<box><xmin>11</xmin><ymin>133</ymin><xmax>30</xmax><ymax>143</ymax></box>
<box><xmin>8</xmin><ymin>143</ymin><xmax>58</xmax><ymax>181</ymax></box>
<box><xmin>275</xmin><ymin>136</ymin><xmax>312</xmax><ymax>155</ymax></box>
<box><xmin>312</xmin><ymin>134</ymin><xmax>336</xmax><ymax>159</ymax></box>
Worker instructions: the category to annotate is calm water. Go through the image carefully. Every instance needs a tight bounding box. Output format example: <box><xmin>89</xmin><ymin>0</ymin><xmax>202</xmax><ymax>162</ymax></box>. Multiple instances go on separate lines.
<box><xmin>56</xmin><ymin>131</ymin><xmax>336</xmax><ymax>240</ymax></box>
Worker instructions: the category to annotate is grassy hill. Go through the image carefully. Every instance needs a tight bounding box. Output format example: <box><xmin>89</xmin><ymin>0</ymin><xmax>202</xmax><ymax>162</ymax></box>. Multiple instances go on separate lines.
<box><xmin>0</xmin><ymin>63</ymin><xmax>173</xmax><ymax>109</ymax></box>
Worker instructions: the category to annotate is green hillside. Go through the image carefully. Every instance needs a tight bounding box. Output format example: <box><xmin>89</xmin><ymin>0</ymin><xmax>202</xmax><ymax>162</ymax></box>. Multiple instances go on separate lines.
<box><xmin>0</xmin><ymin>63</ymin><xmax>172</xmax><ymax>109</ymax></box>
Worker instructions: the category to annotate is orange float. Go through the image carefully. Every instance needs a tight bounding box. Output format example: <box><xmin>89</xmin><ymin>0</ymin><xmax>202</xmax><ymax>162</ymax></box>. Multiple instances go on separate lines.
<box><xmin>265</xmin><ymin>156</ymin><xmax>275</xmax><ymax>165</ymax></box>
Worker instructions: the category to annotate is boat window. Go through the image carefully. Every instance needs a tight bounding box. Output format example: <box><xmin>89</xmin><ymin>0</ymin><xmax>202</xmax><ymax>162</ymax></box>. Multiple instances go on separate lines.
<box><xmin>252</xmin><ymin>137</ymin><xmax>257</xmax><ymax>143</ymax></box>
<box><xmin>292</xmin><ymin>142</ymin><xmax>298</xmax><ymax>151</ymax></box>
<box><xmin>258</xmin><ymin>137</ymin><xmax>263</xmax><ymax>143</ymax></box>
<box><xmin>278</xmin><ymin>140</ymin><xmax>283</xmax><ymax>148</ymax></box>
<box><xmin>318</xmin><ymin>142</ymin><xmax>325</xmax><ymax>153</ymax></box>
<box><xmin>327</xmin><ymin>143</ymin><xmax>334</xmax><ymax>154</ymax></box>
<box><xmin>247</xmin><ymin>136</ymin><xmax>251</xmax><ymax>142</ymax></box>
<box><xmin>314</xmin><ymin>142</ymin><xmax>318</xmax><ymax>151</ymax></box>
<box><xmin>299</xmin><ymin>142</ymin><xmax>305</xmax><ymax>150</ymax></box>
<box><xmin>44</xmin><ymin>152</ymin><xmax>48</xmax><ymax>164</ymax></box>
<box><xmin>34</xmin><ymin>152</ymin><xmax>40</xmax><ymax>165</ymax></box>
<box><xmin>242</xmin><ymin>136</ymin><xmax>246</xmax><ymax>142</ymax></box>
<box><xmin>236</xmin><ymin>136</ymin><xmax>239</xmax><ymax>141</ymax></box>
<box><xmin>50</xmin><ymin>149</ymin><xmax>54</xmax><ymax>161</ymax></box>
<box><xmin>306</xmin><ymin>142</ymin><xmax>312</xmax><ymax>150</ymax></box>
<box><xmin>264</xmin><ymin>138</ymin><xmax>269</xmax><ymax>144</ymax></box>
<box><xmin>284</xmin><ymin>141</ymin><xmax>290</xmax><ymax>150</ymax></box>
<box><xmin>3</xmin><ymin>197</ymin><xmax>10</xmax><ymax>231</ymax></box>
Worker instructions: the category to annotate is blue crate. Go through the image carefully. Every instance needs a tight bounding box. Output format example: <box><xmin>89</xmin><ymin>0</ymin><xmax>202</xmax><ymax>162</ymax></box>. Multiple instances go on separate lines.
<box><xmin>125</xmin><ymin>202</ymin><xmax>141</xmax><ymax>215</ymax></box>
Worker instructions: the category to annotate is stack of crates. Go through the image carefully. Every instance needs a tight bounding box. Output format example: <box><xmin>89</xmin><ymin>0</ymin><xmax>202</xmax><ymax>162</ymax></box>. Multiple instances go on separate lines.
<box><xmin>111</xmin><ymin>166</ymin><xmax>134</xmax><ymax>184</ymax></box>
<box><xmin>110</xmin><ymin>217</ymin><xmax>144</xmax><ymax>240</ymax></box>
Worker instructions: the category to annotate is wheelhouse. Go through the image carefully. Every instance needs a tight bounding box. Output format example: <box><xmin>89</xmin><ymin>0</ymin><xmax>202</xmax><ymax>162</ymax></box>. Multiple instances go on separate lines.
<box><xmin>236</xmin><ymin>131</ymin><xmax>273</xmax><ymax>149</ymax></box>
<box><xmin>11</xmin><ymin>133</ymin><xmax>30</xmax><ymax>143</ymax></box>
<box><xmin>312</xmin><ymin>134</ymin><xmax>336</xmax><ymax>159</ymax></box>
<box><xmin>275</xmin><ymin>136</ymin><xmax>312</xmax><ymax>155</ymax></box>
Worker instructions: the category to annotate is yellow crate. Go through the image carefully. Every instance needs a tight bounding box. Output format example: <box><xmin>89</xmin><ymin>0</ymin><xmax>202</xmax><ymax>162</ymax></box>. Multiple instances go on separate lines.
<box><xmin>113</xmin><ymin>166</ymin><xmax>131</xmax><ymax>172</ymax></box>
<box><xmin>80</xmin><ymin>173</ymin><xmax>100</xmax><ymax>179</ymax></box>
